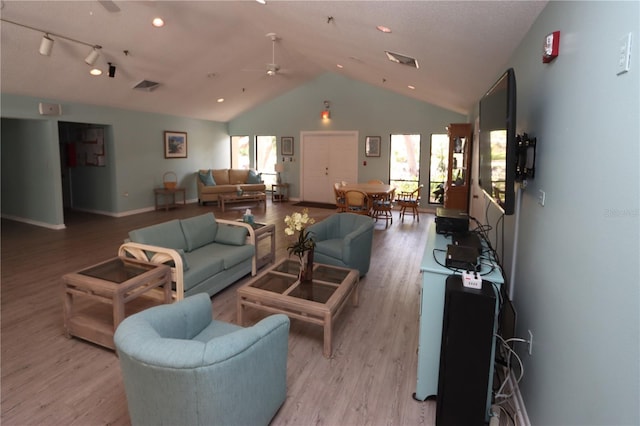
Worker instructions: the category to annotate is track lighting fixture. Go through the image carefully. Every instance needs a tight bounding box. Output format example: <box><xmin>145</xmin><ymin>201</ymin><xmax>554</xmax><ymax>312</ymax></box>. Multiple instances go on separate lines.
<box><xmin>108</xmin><ymin>62</ymin><xmax>116</xmax><ymax>78</ymax></box>
<box><xmin>39</xmin><ymin>34</ymin><xmax>53</xmax><ymax>56</ymax></box>
<box><xmin>84</xmin><ymin>47</ymin><xmax>101</xmax><ymax>66</ymax></box>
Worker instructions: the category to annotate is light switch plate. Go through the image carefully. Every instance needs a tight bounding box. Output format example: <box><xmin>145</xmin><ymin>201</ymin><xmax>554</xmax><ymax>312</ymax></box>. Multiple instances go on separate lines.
<box><xmin>617</xmin><ymin>32</ymin><xmax>632</xmax><ymax>75</ymax></box>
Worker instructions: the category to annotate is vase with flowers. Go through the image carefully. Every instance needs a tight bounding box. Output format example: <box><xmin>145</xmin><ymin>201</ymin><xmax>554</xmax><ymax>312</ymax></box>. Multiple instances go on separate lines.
<box><xmin>284</xmin><ymin>209</ymin><xmax>316</xmax><ymax>282</ymax></box>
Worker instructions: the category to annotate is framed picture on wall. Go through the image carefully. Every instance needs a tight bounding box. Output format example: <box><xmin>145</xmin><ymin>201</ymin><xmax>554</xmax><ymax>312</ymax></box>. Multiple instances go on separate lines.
<box><xmin>164</xmin><ymin>131</ymin><xmax>188</xmax><ymax>158</ymax></box>
<box><xmin>365</xmin><ymin>136</ymin><xmax>381</xmax><ymax>157</ymax></box>
<box><xmin>281</xmin><ymin>136</ymin><xmax>294</xmax><ymax>156</ymax></box>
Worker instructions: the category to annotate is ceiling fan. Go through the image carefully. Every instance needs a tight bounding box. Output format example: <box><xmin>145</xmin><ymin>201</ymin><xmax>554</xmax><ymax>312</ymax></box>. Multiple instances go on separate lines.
<box><xmin>265</xmin><ymin>33</ymin><xmax>285</xmax><ymax>77</ymax></box>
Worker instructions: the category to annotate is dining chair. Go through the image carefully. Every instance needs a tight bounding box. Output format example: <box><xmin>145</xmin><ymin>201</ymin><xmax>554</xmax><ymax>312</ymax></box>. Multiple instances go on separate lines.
<box><xmin>372</xmin><ymin>187</ymin><xmax>395</xmax><ymax>228</ymax></box>
<box><xmin>334</xmin><ymin>183</ymin><xmax>347</xmax><ymax>212</ymax></box>
<box><xmin>397</xmin><ymin>184</ymin><xmax>424</xmax><ymax>222</ymax></box>
<box><xmin>344</xmin><ymin>190</ymin><xmax>371</xmax><ymax>215</ymax></box>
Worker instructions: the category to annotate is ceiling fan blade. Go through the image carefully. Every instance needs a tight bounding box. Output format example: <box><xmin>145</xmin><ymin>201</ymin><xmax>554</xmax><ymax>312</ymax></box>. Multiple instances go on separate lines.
<box><xmin>98</xmin><ymin>0</ymin><xmax>120</xmax><ymax>13</ymax></box>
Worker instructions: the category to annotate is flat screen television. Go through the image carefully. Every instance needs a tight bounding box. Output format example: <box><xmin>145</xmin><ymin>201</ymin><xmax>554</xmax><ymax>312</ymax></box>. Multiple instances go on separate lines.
<box><xmin>478</xmin><ymin>68</ymin><xmax>517</xmax><ymax>215</ymax></box>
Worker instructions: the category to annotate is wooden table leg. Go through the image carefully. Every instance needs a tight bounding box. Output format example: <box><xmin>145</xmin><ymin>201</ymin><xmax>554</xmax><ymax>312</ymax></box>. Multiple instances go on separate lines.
<box><xmin>63</xmin><ymin>290</ymin><xmax>73</xmax><ymax>338</ymax></box>
<box><xmin>113</xmin><ymin>294</ymin><xmax>125</xmax><ymax>331</ymax></box>
<box><xmin>323</xmin><ymin>313</ymin><xmax>332</xmax><ymax>358</ymax></box>
<box><xmin>237</xmin><ymin>298</ymin><xmax>244</xmax><ymax>325</ymax></box>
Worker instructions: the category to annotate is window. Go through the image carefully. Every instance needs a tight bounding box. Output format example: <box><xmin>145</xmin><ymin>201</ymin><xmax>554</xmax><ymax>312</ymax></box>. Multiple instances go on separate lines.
<box><xmin>231</xmin><ymin>136</ymin><xmax>250</xmax><ymax>169</ymax></box>
<box><xmin>428</xmin><ymin>134</ymin><xmax>449</xmax><ymax>204</ymax></box>
<box><xmin>389</xmin><ymin>134</ymin><xmax>421</xmax><ymax>194</ymax></box>
<box><xmin>256</xmin><ymin>135</ymin><xmax>277</xmax><ymax>187</ymax></box>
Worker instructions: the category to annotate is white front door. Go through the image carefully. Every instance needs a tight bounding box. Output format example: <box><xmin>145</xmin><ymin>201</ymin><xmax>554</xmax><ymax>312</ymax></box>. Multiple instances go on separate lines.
<box><xmin>301</xmin><ymin>131</ymin><xmax>358</xmax><ymax>203</ymax></box>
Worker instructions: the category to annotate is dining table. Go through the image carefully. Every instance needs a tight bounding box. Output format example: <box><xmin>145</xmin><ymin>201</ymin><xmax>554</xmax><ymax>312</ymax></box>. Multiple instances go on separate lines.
<box><xmin>338</xmin><ymin>182</ymin><xmax>395</xmax><ymax>197</ymax></box>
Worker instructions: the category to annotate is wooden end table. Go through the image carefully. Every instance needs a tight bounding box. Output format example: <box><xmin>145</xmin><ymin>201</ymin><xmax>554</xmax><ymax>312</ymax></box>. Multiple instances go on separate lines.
<box><xmin>62</xmin><ymin>257</ymin><xmax>172</xmax><ymax>350</ymax></box>
<box><xmin>237</xmin><ymin>221</ymin><xmax>276</xmax><ymax>269</ymax></box>
<box><xmin>237</xmin><ymin>258</ymin><xmax>359</xmax><ymax>358</ymax></box>
<box><xmin>272</xmin><ymin>183</ymin><xmax>289</xmax><ymax>202</ymax></box>
<box><xmin>154</xmin><ymin>187</ymin><xmax>186</xmax><ymax>211</ymax></box>
<box><xmin>219</xmin><ymin>191</ymin><xmax>266</xmax><ymax>213</ymax></box>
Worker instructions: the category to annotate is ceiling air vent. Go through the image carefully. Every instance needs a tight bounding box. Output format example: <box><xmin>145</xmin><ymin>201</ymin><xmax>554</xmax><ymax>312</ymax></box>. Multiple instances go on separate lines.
<box><xmin>133</xmin><ymin>80</ymin><xmax>161</xmax><ymax>92</ymax></box>
<box><xmin>384</xmin><ymin>51</ymin><xmax>419</xmax><ymax>69</ymax></box>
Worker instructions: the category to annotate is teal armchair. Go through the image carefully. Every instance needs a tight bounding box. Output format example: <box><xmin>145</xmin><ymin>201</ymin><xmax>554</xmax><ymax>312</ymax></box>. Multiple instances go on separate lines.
<box><xmin>114</xmin><ymin>293</ymin><xmax>290</xmax><ymax>426</ymax></box>
<box><xmin>307</xmin><ymin>213</ymin><xmax>375</xmax><ymax>277</ymax></box>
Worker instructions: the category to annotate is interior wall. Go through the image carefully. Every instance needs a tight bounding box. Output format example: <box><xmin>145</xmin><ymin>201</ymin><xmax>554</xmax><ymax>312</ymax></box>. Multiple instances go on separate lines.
<box><xmin>1</xmin><ymin>118</ymin><xmax>64</xmax><ymax>228</ymax></box>
<box><xmin>470</xmin><ymin>2</ymin><xmax>639</xmax><ymax>424</ymax></box>
<box><xmin>0</xmin><ymin>94</ymin><xmax>228</xmax><ymax>225</ymax></box>
<box><xmin>228</xmin><ymin>72</ymin><xmax>467</xmax><ymax>198</ymax></box>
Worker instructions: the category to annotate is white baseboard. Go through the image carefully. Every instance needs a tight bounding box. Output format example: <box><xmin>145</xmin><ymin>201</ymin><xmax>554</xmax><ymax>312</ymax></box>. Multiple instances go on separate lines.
<box><xmin>1</xmin><ymin>214</ymin><xmax>66</xmax><ymax>230</ymax></box>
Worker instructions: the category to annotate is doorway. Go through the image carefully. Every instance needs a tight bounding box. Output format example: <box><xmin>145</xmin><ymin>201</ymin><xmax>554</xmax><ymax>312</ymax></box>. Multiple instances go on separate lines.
<box><xmin>300</xmin><ymin>131</ymin><xmax>358</xmax><ymax>203</ymax></box>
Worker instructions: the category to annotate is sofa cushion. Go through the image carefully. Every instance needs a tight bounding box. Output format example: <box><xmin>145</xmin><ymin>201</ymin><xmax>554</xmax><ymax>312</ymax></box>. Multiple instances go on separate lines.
<box><xmin>129</xmin><ymin>219</ymin><xmax>187</xmax><ymax>251</ymax></box>
<box><xmin>182</xmin><ymin>251</ymin><xmax>225</xmax><ymax>291</ymax></box>
<box><xmin>212</xmin><ymin>169</ymin><xmax>229</xmax><ymax>185</ymax></box>
<box><xmin>215</xmin><ymin>224</ymin><xmax>248</xmax><ymax>246</ymax></box>
<box><xmin>229</xmin><ymin>169</ymin><xmax>249</xmax><ymax>185</ymax></box>
<box><xmin>180</xmin><ymin>213</ymin><xmax>218</xmax><ymax>252</ymax></box>
<box><xmin>246</xmin><ymin>170</ymin><xmax>262</xmax><ymax>184</ymax></box>
<box><xmin>198</xmin><ymin>243</ymin><xmax>255</xmax><ymax>270</ymax></box>
<box><xmin>198</xmin><ymin>170</ymin><xmax>216</xmax><ymax>186</ymax></box>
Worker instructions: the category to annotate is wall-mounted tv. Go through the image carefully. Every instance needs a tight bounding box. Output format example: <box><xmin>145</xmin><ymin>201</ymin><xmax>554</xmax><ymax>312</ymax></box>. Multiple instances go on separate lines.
<box><xmin>478</xmin><ymin>68</ymin><xmax>517</xmax><ymax>215</ymax></box>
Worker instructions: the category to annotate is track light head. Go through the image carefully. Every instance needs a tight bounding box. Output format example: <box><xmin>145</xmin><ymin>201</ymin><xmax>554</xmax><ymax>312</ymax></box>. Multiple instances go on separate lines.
<box><xmin>39</xmin><ymin>34</ymin><xmax>53</xmax><ymax>56</ymax></box>
<box><xmin>84</xmin><ymin>47</ymin><xmax>100</xmax><ymax>65</ymax></box>
<box><xmin>108</xmin><ymin>62</ymin><xmax>116</xmax><ymax>78</ymax></box>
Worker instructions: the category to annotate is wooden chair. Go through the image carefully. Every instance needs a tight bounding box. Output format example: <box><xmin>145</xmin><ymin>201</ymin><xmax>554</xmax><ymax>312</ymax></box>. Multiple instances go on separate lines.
<box><xmin>397</xmin><ymin>184</ymin><xmax>424</xmax><ymax>222</ymax></box>
<box><xmin>344</xmin><ymin>190</ymin><xmax>371</xmax><ymax>215</ymax></box>
<box><xmin>371</xmin><ymin>188</ymin><xmax>395</xmax><ymax>228</ymax></box>
<box><xmin>334</xmin><ymin>183</ymin><xmax>347</xmax><ymax>212</ymax></box>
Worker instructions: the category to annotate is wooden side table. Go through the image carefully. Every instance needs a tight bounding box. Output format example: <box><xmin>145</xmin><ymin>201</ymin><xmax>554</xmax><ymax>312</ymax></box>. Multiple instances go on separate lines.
<box><xmin>272</xmin><ymin>183</ymin><xmax>289</xmax><ymax>202</ymax></box>
<box><xmin>154</xmin><ymin>187</ymin><xmax>186</xmax><ymax>211</ymax></box>
<box><xmin>238</xmin><ymin>221</ymin><xmax>276</xmax><ymax>269</ymax></box>
<box><xmin>62</xmin><ymin>257</ymin><xmax>172</xmax><ymax>350</ymax></box>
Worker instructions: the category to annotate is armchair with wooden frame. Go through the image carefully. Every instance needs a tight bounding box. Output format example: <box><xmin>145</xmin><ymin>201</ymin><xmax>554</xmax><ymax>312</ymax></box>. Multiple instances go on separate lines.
<box><xmin>371</xmin><ymin>188</ymin><xmax>395</xmax><ymax>228</ymax></box>
<box><xmin>397</xmin><ymin>184</ymin><xmax>424</xmax><ymax>222</ymax></box>
<box><xmin>344</xmin><ymin>190</ymin><xmax>371</xmax><ymax>216</ymax></box>
<box><xmin>333</xmin><ymin>183</ymin><xmax>347</xmax><ymax>213</ymax></box>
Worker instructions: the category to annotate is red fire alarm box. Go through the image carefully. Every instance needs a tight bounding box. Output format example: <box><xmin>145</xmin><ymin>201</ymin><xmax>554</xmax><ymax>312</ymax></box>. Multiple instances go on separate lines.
<box><xmin>543</xmin><ymin>31</ymin><xmax>560</xmax><ymax>63</ymax></box>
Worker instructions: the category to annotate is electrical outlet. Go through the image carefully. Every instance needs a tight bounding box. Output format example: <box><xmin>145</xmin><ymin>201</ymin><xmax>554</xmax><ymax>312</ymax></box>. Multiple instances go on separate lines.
<box><xmin>528</xmin><ymin>330</ymin><xmax>534</xmax><ymax>355</ymax></box>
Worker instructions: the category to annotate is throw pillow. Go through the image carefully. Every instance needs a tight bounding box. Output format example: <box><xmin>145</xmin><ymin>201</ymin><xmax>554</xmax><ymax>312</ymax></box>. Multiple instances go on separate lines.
<box><xmin>246</xmin><ymin>169</ymin><xmax>263</xmax><ymax>184</ymax></box>
<box><xmin>198</xmin><ymin>170</ymin><xmax>216</xmax><ymax>186</ymax></box>
<box><xmin>180</xmin><ymin>213</ymin><xmax>218</xmax><ymax>251</ymax></box>
<box><xmin>214</xmin><ymin>224</ymin><xmax>248</xmax><ymax>246</ymax></box>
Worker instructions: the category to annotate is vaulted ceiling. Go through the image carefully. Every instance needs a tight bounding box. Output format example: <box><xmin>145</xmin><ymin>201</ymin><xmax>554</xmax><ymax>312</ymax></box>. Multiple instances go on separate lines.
<box><xmin>0</xmin><ymin>1</ymin><xmax>547</xmax><ymax>122</ymax></box>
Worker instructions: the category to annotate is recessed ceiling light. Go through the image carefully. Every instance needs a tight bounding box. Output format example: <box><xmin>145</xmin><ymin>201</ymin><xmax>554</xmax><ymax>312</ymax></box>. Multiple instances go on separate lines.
<box><xmin>152</xmin><ymin>17</ymin><xmax>165</xmax><ymax>28</ymax></box>
<box><xmin>256</xmin><ymin>0</ymin><xmax>266</xmax><ymax>4</ymax></box>
<box><xmin>376</xmin><ymin>25</ymin><xmax>392</xmax><ymax>33</ymax></box>
<box><xmin>408</xmin><ymin>85</ymin><xmax>416</xmax><ymax>90</ymax></box>
<box><xmin>336</xmin><ymin>64</ymin><xmax>344</xmax><ymax>69</ymax></box>
<box><xmin>217</xmin><ymin>98</ymin><xmax>225</xmax><ymax>103</ymax></box>
<box><xmin>90</xmin><ymin>68</ymin><xmax>102</xmax><ymax>76</ymax></box>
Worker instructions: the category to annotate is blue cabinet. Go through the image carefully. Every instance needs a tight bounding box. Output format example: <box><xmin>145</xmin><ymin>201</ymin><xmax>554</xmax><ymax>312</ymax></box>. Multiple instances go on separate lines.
<box><xmin>415</xmin><ymin>221</ymin><xmax>504</xmax><ymax>409</ymax></box>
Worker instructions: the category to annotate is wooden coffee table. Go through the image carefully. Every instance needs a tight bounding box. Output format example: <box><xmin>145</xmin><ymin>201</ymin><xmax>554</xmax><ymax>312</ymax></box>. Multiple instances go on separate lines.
<box><xmin>62</xmin><ymin>257</ymin><xmax>172</xmax><ymax>350</ymax></box>
<box><xmin>237</xmin><ymin>258</ymin><xmax>359</xmax><ymax>358</ymax></box>
<box><xmin>219</xmin><ymin>191</ymin><xmax>266</xmax><ymax>213</ymax></box>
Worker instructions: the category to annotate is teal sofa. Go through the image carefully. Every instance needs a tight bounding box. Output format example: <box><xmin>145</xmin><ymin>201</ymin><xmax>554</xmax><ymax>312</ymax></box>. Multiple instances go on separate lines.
<box><xmin>114</xmin><ymin>293</ymin><xmax>290</xmax><ymax>426</ymax></box>
<box><xmin>119</xmin><ymin>213</ymin><xmax>257</xmax><ymax>300</ymax></box>
<box><xmin>306</xmin><ymin>213</ymin><xmax>375</xmax><ymax>277</ymax></box>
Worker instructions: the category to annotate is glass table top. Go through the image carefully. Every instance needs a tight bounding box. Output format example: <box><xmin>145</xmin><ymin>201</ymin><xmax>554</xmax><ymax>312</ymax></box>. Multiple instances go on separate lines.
<box><xmin>79</xmin><ymin>258</ymin><xmax>156</xmax><ymax>284</ymax></box>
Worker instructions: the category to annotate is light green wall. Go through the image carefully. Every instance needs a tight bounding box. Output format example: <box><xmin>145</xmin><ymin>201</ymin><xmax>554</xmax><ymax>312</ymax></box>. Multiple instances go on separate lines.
<box><xmin>1</xmin><ymin>93</ymin><xmax>228</xmax><ymax>227</ymax></box>
<box><xmin>229</xmin><ymin>73</ymin><xmax>466</xmax><ymax>198</ymax></box>
<box><xmin>471</xmin><ymin>1</ymin><xmax>639</xmax><ymax>424</ymax></box>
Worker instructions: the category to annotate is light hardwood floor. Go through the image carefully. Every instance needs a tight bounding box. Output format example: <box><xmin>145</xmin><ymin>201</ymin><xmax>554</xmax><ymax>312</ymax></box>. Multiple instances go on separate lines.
<box><xmin>1</xmin><ymin>200</ymin><xmax>437</xmax><ymax>425</ymax></box>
